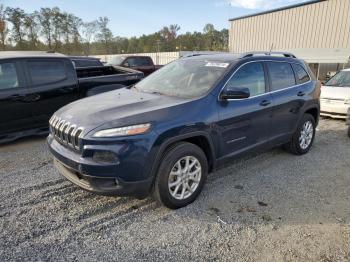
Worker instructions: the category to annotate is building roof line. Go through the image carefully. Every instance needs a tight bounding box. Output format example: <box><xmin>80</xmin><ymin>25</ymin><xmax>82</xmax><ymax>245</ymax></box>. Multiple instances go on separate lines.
<box><xmin>229</xmin><ymin>0</ymin><xmax>327</xmax><ymax>21</ymax></box>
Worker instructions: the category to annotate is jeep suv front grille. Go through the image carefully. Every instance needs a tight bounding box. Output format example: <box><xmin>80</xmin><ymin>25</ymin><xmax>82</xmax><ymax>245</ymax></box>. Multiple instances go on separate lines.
<box><xmin>49</xmin><ymin>115</ymin><xmax>84</xmax><ymax>150</ymax></box>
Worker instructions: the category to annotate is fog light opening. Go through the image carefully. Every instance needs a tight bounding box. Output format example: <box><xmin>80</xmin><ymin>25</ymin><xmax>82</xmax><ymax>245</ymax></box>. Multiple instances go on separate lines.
<box><xmin>92</xmin><ymin>151</ymin><xmax>119</xmax><ymax>164</ymax></box>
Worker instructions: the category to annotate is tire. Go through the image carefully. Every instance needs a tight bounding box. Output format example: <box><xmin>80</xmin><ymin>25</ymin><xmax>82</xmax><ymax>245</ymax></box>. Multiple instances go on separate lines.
<box><xmin>284</xmin><ymin>113</ymin><xmax>316</xmax><ymax>155</ymax></box>
<box><xmin>153</xmin><ymin>142</ymin><xmax>208</xmax><ymax>209</ymax></box>
<box><xmin>347</xmin><ymin>126</ymin><xmax>350</xmax><ymax>138</ymax></box>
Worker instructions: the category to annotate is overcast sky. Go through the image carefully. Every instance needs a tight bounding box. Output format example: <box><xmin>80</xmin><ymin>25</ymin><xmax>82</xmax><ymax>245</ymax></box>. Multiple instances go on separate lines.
<box><xmin>2</xmin><ymin>0</ymin><xmax>308</xmax><ymax>37</ymax></box>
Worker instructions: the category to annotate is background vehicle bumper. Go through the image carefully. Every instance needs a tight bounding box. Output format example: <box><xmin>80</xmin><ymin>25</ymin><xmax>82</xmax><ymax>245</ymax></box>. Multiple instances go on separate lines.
<box><xmin>320</xmin><ymin>102</ymin><xmax>349</xmax><ymax>119</ymax></box>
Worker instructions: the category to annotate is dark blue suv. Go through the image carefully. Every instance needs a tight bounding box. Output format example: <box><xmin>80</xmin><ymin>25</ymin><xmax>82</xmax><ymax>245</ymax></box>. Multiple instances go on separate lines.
<box><xmin>48</xmin><ymin>52</ymin><xmax>321</xmax><ymax>209</ymax></box>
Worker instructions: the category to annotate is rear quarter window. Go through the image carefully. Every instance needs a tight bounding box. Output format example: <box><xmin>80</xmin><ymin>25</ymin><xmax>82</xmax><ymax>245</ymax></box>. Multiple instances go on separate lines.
<box><xmin>267</xmin><ymin>62</ymin><xmax>296</xmax><ymax>91</ymax></box>
<box><xmin>28</xmin><ymin>60</ymin><xmax>67</xmax><ymax>86</ymax></box>
<box><xmin>292</xmin><ymin>64</ymin><xmax>311</xmax><ymax>84</ymax></box>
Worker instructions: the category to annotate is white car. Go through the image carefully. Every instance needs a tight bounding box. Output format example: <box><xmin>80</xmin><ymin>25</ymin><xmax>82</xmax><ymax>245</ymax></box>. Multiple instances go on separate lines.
<box><xmin>320</xmin><ymin>68</ymin><xmax>350</xmax><ymax>119</ymax></box>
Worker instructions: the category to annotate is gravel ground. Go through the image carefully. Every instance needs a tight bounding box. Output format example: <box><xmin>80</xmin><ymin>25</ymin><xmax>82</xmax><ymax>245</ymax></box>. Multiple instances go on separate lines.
<box><xmin>1</xmin><ymin>118</ymin><xmax>350</xmax><ymax>262</ymax></box>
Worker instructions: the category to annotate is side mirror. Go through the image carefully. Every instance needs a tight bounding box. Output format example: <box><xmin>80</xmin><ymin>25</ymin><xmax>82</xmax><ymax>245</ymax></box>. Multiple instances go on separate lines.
<box><xmin>123</xmin><ymin>62</ymin><xmax>130</xmax><ymax>67</ymax></box>
<box><xmin>220</xmin><ymin>87</ymin><xmax>250</xmax><ymax>100</ymax></box>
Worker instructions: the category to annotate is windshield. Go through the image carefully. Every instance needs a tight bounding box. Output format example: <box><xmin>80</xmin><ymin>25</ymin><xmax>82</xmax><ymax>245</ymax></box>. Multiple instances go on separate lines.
<box><xmin>135</xmin><ymin>59</ymin><xmax>230</xmax><ymax>99</ymax></box>
<box><xmin>110</xmin><ymin>56</ymin><xmax>125</xmax><ymax>65</ymax></box>
<box><xmin>325</xmin><ymin>70</ymin><xmax>350</xmax><ymax>87</ymax></box>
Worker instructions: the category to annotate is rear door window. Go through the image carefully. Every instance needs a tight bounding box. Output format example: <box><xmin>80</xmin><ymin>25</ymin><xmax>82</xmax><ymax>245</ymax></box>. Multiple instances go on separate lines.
<box><xmin>28</xmin><ymin>60</ymin><xmax>67</xmax><ymax>86</ymax></box>
<box><xmin>0</xmin><ymin>62</ymin><xmax>19</xmax><ymax>90</ymax></box>
<box><xmin>292</xmin><ymin>64</ymin><xmax>310</xmax><ymax>84</ymax></box>
<box><xmin>266</xmin><ymin>62</ymin><xmax>296</xmax><ymax>91</ymax></box>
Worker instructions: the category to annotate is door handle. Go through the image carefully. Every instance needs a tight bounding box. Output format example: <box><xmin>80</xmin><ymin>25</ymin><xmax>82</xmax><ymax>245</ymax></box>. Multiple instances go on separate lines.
<box><xmin>260</xmin><ymin>100</ymin><xmax>271</xmax><ymax>106</ymax></box>
<box><xmin>24</xmin><ymin>94</ymin><xmax>41</xmax><ymax>102</ymax></box>
<box><xmin>9</xmin><ymin>94</ymin><xmax>25</xmax><ymax>101</ymax></box>
<box><xmin>297</xmin><ymin>91</ymin><xmax>306</xmax><ymax>97</ymax></box>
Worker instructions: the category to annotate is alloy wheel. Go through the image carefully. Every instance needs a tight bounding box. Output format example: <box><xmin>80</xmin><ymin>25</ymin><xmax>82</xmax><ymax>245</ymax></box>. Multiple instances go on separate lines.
<box><xmin>168</xmin><ymin>156</ymin><xmax>202</xmax><ymax>200</ymax></box>
<box><xmin>299</xmin><ymin>120</ymin><xmax>314</xmax><ymax>150</ymax></box>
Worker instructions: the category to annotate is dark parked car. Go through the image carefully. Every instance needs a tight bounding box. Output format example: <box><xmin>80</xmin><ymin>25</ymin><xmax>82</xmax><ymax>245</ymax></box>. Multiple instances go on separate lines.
<box><xmin>48</xmin><ymin>52</ymin><xmax>321</xmax><ymax>209</ymax></box>
<box><xmin>109</xmin><ymin>55</ymin><xmax>162</xmax><ymax>76</ymax></box>
<box><xmin>0</xmin><ymin>51</ymin><xmax>144</xmax><ymax>143</ymax></box>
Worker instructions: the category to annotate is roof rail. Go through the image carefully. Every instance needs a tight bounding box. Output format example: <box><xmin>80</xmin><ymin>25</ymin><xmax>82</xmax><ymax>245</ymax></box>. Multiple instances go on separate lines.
<box><xmin>182</xmin><ymin>53</ymin><xmax>204</xmax><ymax>58</ymax></box>
<box><xmin>241</xmin><ymin>51</ymin><xmax>297</xmax><ymax>59</ymax></box>
<box><xmin>181</xmin><ymin>52</ymin><xmax>226</xmax><ymax>58</ymax></box>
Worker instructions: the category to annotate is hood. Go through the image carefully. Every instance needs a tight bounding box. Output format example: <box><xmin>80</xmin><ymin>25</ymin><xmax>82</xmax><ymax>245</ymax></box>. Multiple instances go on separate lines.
<box><xmin>54</xmin><ymin>88</ymin><xmax>189</xmax><ymax>134</ymax></box>
<box><xmin>321</xmin><ymin>85</ymin><xmax>350</xmax><ymax>100</ymax></box>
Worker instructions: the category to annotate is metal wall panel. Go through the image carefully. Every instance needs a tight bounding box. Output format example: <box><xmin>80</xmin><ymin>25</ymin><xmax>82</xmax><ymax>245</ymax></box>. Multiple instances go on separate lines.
<box><xmin>229</xmin><ymin>0</ymin><xmax>350</xmax><ymax>52</ymax></box>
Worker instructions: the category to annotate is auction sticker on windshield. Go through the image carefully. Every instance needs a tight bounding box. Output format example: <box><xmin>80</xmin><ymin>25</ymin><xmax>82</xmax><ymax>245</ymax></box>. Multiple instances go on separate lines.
<box><xmin>205</xmin><ymin>62</ymin><xmax>229</xmax><ymax>68</ymax></box>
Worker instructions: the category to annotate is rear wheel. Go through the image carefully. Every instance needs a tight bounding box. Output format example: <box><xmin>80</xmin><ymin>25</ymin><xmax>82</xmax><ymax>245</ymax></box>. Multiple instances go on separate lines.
<box><xmin>153</xmin><ymin>142</ymin><xmax>208</xmax><ymax>209</ymax></box>
<box><xmin>284</xmin><ymin>114</ymin><xmax>316</xmax><ymax>155</ymax></box>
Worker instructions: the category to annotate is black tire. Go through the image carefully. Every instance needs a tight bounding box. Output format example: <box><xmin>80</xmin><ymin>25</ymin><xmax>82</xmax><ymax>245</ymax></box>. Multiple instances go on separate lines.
<box><xmin>347</xmin><ymin>126</ymin><xmax>350</xmax><ymax>138</ymax></box>
<box><xmin>284</xmin><ymin>113</ymin><xmax>316</xmax><ymax>155</ymax></box>
<box><xmin>153</xmin><ymin>142</ymin><xmax>208</xmax><ymax>209</ymax></box>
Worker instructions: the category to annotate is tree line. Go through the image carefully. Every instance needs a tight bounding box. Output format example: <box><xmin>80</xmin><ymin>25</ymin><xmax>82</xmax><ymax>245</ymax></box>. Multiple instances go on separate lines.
<box><xmin>0</xmin><ymin>5</ymin><xmax>228</xmax><ymax>55</ymax></box>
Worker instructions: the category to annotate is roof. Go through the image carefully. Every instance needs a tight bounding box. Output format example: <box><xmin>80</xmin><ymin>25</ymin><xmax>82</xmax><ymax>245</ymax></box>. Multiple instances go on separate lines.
<box><xmin>0</xmin><ymin>51</ymin><xmax>66</xmax><ymax>59</ymax></box>
<box><xmin>229</xmin><ymin>0</ymin><xmax>326</xmax><ymax>21</ymax></box>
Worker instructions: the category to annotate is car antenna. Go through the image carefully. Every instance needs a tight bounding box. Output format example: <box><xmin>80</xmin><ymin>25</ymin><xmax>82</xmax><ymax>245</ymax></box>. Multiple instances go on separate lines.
<box><xmin>268</xmin><ymin>44</ymin><xmax>274</xmax><ymax>55</ymax></box>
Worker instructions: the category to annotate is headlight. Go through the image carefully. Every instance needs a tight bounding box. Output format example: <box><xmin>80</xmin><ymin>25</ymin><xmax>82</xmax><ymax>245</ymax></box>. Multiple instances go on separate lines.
<box><xmin>345</xmin><ymin>99</ymin><xmax>350</xmax><ymax>105</ymax></box>
<box><xmin>93</xmin><ymin>123</ymin><xmax>151</xmax><ymax>137</ymax></box>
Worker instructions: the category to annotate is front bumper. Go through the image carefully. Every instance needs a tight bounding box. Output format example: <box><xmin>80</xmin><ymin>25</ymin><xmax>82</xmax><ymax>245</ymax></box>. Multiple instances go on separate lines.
<box><xmin>320</xmin><ymin>101</ymin><xmax>349</xmax><ymax>119</ymax></box>
<box><xmin>54</xmin><ymin>158</ymin><xmax>152</xmax><ymax>197</ymax></box>
<box><xmin>47</xmin><ymin>134</ymin><xmax>155</xmax><ymax>197</ymax></box>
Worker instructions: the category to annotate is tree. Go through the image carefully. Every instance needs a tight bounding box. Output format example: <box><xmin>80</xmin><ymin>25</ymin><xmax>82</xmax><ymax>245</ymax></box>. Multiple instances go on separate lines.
<box><xmin>60</xmin><ymin>12</ymin><xmax>82</xmax><ymax>54</ymax></box>
<box><xmin>51</xmin><ymin>7</ymin><xmax>63</xmax><ymax>50</ymax></box>
<box><xmin>5</xmin><ymin>7</ymin><xmax>26</xmax><ymax>49</ymax></box>
<box><xmin>23</xmin><ymin>13</ymin><xmax>39</xmax><ymax>49</ymax></box>
<box><xmin>96</xmin><ymin>16</ymin><xmax>113</xmax><ymax>54</ymax></box>
<box><xmin>1</xmin><ymin>3</ymin><xmax>228</xmax><ymax>54</ymax></box>
<box><xmin>203</xmin><ymin>23</ymin><xmax>215</xmax><ymax>34</ymax></box>
<box><xmin>0</xmin><ymin>4</ymin><xmax>8</xmax><ymax>50</ymax></box>
<box><xmin>203</xmin><ymin>23</ymin><xmax>215</xmax><ymax>50</ymax></box>
<box><xmin>38</xmin><ymin>8</ymin><xmax>54</xmax><ymax>49</ymax></box>
<box><xmin>70</xmin><ymin>14</ymin><xmax>82</xmax><ymax>54</ymax></box>
<box><xmin>82</xmin><ymin>20</ymin><xmax>98</xmax><ymax>55</ymax></box>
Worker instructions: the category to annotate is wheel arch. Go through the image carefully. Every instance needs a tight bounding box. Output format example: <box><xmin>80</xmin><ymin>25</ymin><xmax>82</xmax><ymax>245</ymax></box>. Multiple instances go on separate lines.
<box><xmin>304</xmin><ymin>106</ymin><xmax>320</xmax><ymax>126</ymax></box>
<box><xmin>149</xmin><ymin>132</ymin><xmax>216</xmax><ymax>184</ymax></box>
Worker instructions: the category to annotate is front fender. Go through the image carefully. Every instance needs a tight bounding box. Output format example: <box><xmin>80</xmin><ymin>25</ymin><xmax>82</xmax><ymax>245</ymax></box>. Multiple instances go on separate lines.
<box><xmin>147</xmin><ymin>128</ymin><xmax>217</xmax><ymax>185</ymax></box>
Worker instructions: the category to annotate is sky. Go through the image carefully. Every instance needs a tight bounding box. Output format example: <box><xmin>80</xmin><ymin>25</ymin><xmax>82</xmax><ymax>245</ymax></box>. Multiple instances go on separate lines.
<box><xmin>2</xmin><ymin>0</ymin><xmax>309</xmax><ymax>37</ymax></box>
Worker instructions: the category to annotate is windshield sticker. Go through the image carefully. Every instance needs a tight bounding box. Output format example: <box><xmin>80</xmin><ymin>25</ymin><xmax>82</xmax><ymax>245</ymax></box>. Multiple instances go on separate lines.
<box><xmin>205</xmin><ymin>62</ymin><xmax>229</xmax><ymax>68</ymax></box>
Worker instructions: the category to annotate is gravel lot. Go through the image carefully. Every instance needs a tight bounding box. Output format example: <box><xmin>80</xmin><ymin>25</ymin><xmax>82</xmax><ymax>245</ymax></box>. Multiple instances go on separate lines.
<box><xmin>1</xmin><ymin>118</ymin><xmax>350</xmax><ymax>261</ymax></box>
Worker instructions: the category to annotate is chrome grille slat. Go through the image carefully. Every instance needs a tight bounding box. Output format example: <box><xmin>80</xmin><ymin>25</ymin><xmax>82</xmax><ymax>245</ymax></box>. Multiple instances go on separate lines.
<box><xmin>49</xmin><ymin>115</ymin><xmax>83</xmax><ymax>150</ymax></box>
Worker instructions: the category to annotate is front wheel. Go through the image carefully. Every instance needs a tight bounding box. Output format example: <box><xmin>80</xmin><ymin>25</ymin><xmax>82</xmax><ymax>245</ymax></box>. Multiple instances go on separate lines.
<box><xmin>153</xmin><ymin>142</ymin><xmax>208</xmax><ymax>209</ymax></box>
<box><xmin>284</xmin><ymin>114</ymin><xmax>316</xmax><ymax>155</ymax></box>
